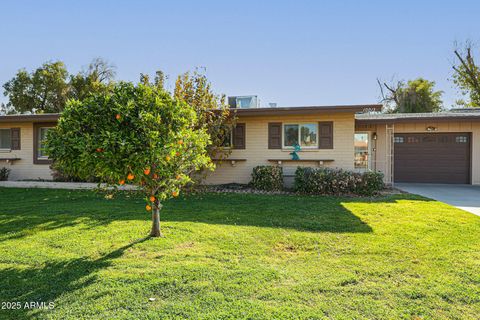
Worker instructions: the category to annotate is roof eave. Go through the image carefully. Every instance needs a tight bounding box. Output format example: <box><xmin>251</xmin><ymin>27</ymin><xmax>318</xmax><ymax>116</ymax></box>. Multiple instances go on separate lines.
<box><xmin>356</xmin><ymin>115</ymin><xmax>480</xmax><ymax>124</ymax></box>
<box><xmin>232</xmin><ymin>104</ymin><xmax>382</xmax><ymax>117</ymax></box>
<box><xmin>0</xmin><ymin>114</ymin><xmax>60</xmax><ymax>123</ymax></box>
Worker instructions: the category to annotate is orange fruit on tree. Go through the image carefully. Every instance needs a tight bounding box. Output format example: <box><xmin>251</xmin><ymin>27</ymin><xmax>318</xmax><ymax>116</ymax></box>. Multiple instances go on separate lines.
<box><xmin>165</xmin><ymin>155</ymin><xmax>171</xmax><ymax>161</ymax></box>
<box><xmin>143</xmin><ymin>167</ymin><xmax>151</xmax><ymax>175</ymax></box>
<box><xmin>172</xmin><ymin>191</ymin><xmax>179</xmax><ymax>197</ymax></box>
<box><xmin>115</xmin><ymin>114</ymin><xmax>121</xmax><ymax>120</ymax></box>
<box><xmin>149</xmin><ymin>195</ymin><xmax>156</xmax><ymax>202</ymax></box>
<box><xmin>176</xmin><ymin>175</ymin><xmax>181</xmax><ymax>180</ymax></box>
<box><xmin>178</xmin><ymin>139</ymin><xmax>184</xmax><ymax>145</ymax></box>
<box><xmin>153</xmin><ymin>173</ymin><xmax>158</xmax><ymax>179</ymax></box>
<box><xmin>146</xmin><ymin>204</ymin><xmax>152</xmax><ymax>211</ymax></box>
<box><xmin>96</xmin><ymin>148</ymin><xmax>103</xmax><ymax>152</ymax></box>
<box><xmin>127</xmin><ymin>173</ymin><xmax>135</xmax><ymax>180</ymax></box>
<box><xmin>175</xmin><ymin>152</ymin><xmax>180</xmax><ymax>157</ymax></box>
<box><xmin>119</xmin><ymin>179</ymin><xmax>125</xmax><ymax>185</ymax></box>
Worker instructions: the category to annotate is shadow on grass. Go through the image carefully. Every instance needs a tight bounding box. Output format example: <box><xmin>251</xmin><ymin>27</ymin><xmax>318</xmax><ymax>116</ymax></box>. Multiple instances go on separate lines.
<box><xmin>0</xmin><ymin>237</ymin><xmax>149</xmax><ymax>320</ymax></box>
<box><xmin>0</xmin><ymin>188</ymin><xmax>145</xmax><ymax>242</ymax></box>
<box><xmin>0</xmin><ymin>188</ymin><xmax>434</xmax><ymax>242</ymax></box>
<box><xmin>162</xmin><ymin>193</ymin><xmax>436</xmax><ymax>233</ymax></box>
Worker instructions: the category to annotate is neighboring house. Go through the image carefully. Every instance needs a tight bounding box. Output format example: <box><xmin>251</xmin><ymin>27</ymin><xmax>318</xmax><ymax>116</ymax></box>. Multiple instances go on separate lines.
<box><xmin>0</xmin><ymin>114</ymin><xmax>58</xmax><ymax>180</ymax></box>
<box><xmin>1</xmin><ymin>105</ymin><xmax>480</xmax><ymax>185</ymax></box>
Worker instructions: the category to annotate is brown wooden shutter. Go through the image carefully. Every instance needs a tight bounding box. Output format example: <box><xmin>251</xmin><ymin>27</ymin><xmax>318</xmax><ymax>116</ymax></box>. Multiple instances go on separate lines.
<box><xmin>318</xmin><ymin>121</ymin><xmax>333</xmax><ymax>149</ymax></box>
<box><xmin>10</xmin><ymin>128</ymin><xmax>21</xmax><ymax>150</ymax></box>
<box><xmin>232</xmin><ymin>123</ymin><xmax>246</xmax><ymax>149</ymax></box>
<box><xmin>268</xmin><ymin>122</ymin><xmax>282</xmax><ymax>149</ymax></box>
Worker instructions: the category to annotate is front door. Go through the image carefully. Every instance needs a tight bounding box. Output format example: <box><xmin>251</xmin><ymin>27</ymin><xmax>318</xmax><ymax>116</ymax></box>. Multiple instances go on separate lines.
<box><xmin>354</xmin><ymin>133</ymin><xmax>369</xmax><ymax>170</ymax></box>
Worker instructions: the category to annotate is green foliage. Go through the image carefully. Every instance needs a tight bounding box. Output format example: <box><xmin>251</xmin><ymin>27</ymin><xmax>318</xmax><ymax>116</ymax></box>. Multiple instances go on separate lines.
<box><xmin>0</xmin><ymin>167</ymin><xmax>10</xmax><ymax>181</ymax></box>
<box><xmin>50</xmin><ymin>163</ymin><xmax>100</xmax><ymax>183</ymax></box>
<box><xmin>173</xmin><ymin>69</ymin><xmax>236</xmax><ymax>160</ymax></box>
<box><xmin>381</xmin><ymin>78</ymin><xmax>443</xmax><ymax>113</ymax></box>
<box><xmin>2</xmin><ymin>58</ymin><xmax>115</xmax><ymax>114</ymax></box>
<box><xmin>2</xmin><ymin>61</ymin><xmax>69</xmax><ymax>113</ymax></box>
<box><xmin>140</xmin><ymin>69</ymin><xmax>235</xmax><ymax>185</ymax></box>
<box><xmin>452</xmin><ymin>44</ymin><xmax>480</xmax><ymax>107</ymax></box>
<box><xmin>294</xmin><ymin>167</ymin><xmax>384</xmax><ymax>195</ymax></box>
<box><xmin>250</xmin><ymin>165</ymin><xmax>283</xmax><ymax>191</ymax></box>
<box><xmin>69</xmin><ymin>58</ymin><xmax>116</xmax><ymax>102</ymax></box>
<box><xmin>45</xmin><ymin>82</ymin><xmax>213</xmax><ymax>204</ymax></box>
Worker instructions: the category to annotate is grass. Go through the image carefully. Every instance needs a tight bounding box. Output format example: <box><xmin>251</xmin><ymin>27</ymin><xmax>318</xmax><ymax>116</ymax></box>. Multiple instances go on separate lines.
<box><xmin>0</xmin><ymin>188</ymin><xmax>479</xmax><ymax>319</ymax></box>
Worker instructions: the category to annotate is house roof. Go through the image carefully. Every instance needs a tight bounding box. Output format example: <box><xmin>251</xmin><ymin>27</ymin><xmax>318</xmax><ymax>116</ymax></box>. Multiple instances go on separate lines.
<box><xmin>356</xmin><ymin>110</ymin><xmax>480</xmax><ymax>124</ymax></box>
<box><xmin>0</xmin><ymin>105</ymin><xmax>383</xmax><ymax>121</ymax></box>
<box><xmin>232</xmin><ymin>104</ymin><xmax>383</xmax><ymax>116</ymax></box>
<box><xmin>0</xmin><ymin>113</ymin><xmax>60</xmax><ymax>123</ymax></box>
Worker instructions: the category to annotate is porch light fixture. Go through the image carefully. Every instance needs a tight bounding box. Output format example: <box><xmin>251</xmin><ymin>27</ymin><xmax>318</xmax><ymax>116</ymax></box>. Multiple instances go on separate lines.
<box><xmin>426</xmin><ymin>126</ymin><xmax>437</xmax><ymax>132</ymax></box>
<box><xmin>372</xmin><ymin>133</ymin><xmax>377</xmax><ymax>140</ymax></box>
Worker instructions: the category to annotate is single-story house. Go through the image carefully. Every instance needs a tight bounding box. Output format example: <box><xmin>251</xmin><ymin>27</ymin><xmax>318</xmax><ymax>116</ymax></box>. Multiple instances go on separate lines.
<box><xmin>1</xmin><ymin>105</ymin><xmax>479</xmax><ymax>185</ymax></box>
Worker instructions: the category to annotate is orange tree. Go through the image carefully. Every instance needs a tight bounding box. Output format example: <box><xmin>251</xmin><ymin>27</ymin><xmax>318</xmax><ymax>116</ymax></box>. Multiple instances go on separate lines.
<box><xmin>45</xmin><ymin>82</ymin><xmax>212</xmax><ymax>237</ymax></box>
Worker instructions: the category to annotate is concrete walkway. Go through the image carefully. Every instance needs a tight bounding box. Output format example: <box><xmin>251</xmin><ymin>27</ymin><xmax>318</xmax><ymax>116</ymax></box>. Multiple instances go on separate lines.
<box><xmin>396</xmin><ymin>183</ymin><xmax>480</xmax><ymax>216</ymax></box>
<box><xmin>0</xmin><ymin>181</ymin><xmax>137</xmax><ymax>190</ymax></box>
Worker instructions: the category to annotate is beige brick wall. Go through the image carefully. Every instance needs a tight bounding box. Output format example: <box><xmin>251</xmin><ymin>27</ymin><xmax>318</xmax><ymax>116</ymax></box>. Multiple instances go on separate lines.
<box><xmin>204</xmin><ymin>112</ymin><xmax>356</xmax><ymax>185</ymax></box>
<box><xmin>0</xmin><ymin>122</ymin><xmax>53</xmax><ymax>180</ymax></box>
<box><xmin>365</xmin><ymin>121</ymin><xmax>480</xmax><ymax>185</ymax></box>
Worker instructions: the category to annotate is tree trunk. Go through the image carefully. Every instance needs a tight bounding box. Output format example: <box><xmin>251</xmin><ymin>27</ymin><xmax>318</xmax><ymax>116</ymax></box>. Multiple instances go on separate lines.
<box><xmin>149</xmin><ymin>202</ymin><xmax>163</xmax><ymax>237</ymax></box>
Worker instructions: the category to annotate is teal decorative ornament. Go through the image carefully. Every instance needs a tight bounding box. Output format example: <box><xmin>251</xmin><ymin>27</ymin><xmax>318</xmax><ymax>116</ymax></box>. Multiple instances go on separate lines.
<box><xmin>290</xmin><ymin>143</ymin><xmax>301</xmax><ymax>160</ymax></box>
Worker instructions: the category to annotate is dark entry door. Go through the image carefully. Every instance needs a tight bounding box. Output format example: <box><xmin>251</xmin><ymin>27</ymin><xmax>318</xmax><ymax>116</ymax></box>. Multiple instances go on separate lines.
<box><xmin>394</xmin><ymin>133</ymin><xmax>470</xmax><ymax>184</ymax></box>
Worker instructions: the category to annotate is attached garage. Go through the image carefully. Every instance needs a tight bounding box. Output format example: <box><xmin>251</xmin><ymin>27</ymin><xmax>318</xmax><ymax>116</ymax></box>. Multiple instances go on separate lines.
<box><xmin>394</xmin><ymin>133</ymin><xmax>471</xmax><ymax>184</ymax></box>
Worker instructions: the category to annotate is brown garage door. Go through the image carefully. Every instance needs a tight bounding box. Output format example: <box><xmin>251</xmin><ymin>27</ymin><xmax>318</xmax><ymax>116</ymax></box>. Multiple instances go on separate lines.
<box><xmin>394</xmin><ymin>133</ymin><xmax>471</xmax><ymax>184</ymax></box>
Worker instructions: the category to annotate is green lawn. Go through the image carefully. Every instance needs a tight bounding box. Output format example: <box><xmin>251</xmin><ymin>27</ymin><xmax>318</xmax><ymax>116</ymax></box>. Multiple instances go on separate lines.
<box><xmin>0</xmin><ymin>188</ymin><xmax>479</xmax><ymax>319</ymax></box>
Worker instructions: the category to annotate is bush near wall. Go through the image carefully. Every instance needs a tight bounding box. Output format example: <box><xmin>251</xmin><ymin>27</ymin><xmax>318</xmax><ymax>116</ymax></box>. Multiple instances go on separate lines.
<box><xmin>50</xmin><ymin>164</ymin><xmax>100</xmax><ymax>183</ymax></box>
<box><xmin>294</xmin><ymin>167</ymin><xmax>384</xmax><ymax>196</ymax></box>
<box><xmin>250</xmin><ymin>165</ymin><xmax>283</xmax><ymax>191</ymax></box>
<box><xmin>0</xmin><ymin>167</ymin><xmax>11</xmax><ymax>181</ymax></box>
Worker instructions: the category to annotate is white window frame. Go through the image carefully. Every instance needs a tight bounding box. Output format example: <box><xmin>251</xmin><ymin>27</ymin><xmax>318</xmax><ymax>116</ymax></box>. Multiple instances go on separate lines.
<box><xmin>0</xmin><ymin>128</ymin><xmax>12</xmax><ymax>151</ymax></box>
<box><xmin>37</xmin><ymin>127</ymin><xmax>51</xmax><ymax>160</ymax></box>
<box><xmin>282</xmin><ymin>123</ymin><xmax>319</xmax><ymax>149</ymax></box>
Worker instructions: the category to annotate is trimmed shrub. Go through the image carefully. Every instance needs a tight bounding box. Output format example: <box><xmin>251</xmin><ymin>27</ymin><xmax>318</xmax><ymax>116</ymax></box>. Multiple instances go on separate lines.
<box><xmin>294</xmin><ymin>167</ymin><xmax>384</xmax><ymax>196</ymax></box>
<box><xmin>356</xmin><ymin>170</ymin><xmax>385</xmax><ymax>196</ymax></box>
<box><xmin>0</xmin><ymin>167</ymin><xmax>11</xmax><ymax>181</ymax></box>
<box><xmin>250</xmin><ymin>165</ymin><xmax>283</xmax><ymax>191</ymax></box>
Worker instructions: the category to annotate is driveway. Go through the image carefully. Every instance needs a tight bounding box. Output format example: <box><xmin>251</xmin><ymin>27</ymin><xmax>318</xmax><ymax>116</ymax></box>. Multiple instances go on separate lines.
<box><xmin>396</xmin><ymin>183</ymin><xmax>480</xmax><ymax>216</ymax></box>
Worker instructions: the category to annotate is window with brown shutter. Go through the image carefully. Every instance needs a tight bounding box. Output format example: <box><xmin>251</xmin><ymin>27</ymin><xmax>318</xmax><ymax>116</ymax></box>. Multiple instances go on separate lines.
<box><xmin>11</xmin><ymin>128</ymin><xmax>21</xmax><ymax>150</ymax></box>
<box><xmin>268</xmin><ymin>122</ymin><xmax>282</xmax><ymax>149</ymax></box>
<box><xmin>232</xmin><ymin>123</ymin><xmax>246</xmax><ymax>149</ymax></box>
<box><xmin>318</xmin><ymin>121</ymin><xmax>333</xmax><ymax>149</ymax></box>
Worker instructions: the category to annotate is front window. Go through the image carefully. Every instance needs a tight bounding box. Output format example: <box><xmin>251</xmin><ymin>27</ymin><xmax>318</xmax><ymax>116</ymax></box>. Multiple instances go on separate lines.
<box><xmin>37</xmin><ymin>127</ymin><xmax>51</xmax><ymax>159</ymax></box>
<box><xmin>219</xmin><ymin>125</ymin><xmax>232</xmax><ymax>148</ymax></box>
<box><xmin>283</xmin><ymin>123</ymin><xmax>317</xmax><ymax>148</ymax></box>
<box><xmin>0</xmin><ymin>129</ymin><xmax>11</xmax><ymax>150</ymax></box>
<box><xmin>354</xmin><ymin>133</ymin><xmax>369</xmax><ymax>170</ymax></box>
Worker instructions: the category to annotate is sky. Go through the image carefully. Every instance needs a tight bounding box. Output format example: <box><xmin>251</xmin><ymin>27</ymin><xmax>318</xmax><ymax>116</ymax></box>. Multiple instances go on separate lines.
<box><xmin>1</xmin><ymin>0</ymin><xmax>479</xmax><ymax>108</ymax></box>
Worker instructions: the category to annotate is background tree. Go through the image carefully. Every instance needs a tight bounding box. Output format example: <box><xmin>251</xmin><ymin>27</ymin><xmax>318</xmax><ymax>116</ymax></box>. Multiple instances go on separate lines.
<box><xmin>3</xmin><ymin>61</ymin><xmax>69</xmax><ymax>113</ymax></box>
<box><xmin>0</xmin><ymin>102</ymin><xmax>16</xmax><ymax>115</ymax></box>
<box><xmin>141</xmin><ymin>69</ymin><xmax>235</xmax><ymax>183</ymax></box>
<box><xmin>452</xmin><ymin>42</ymin><xmax>480</xmax><ymax>107</ymax></box>
<box><xmin>69</xmin><ymin>58</ymin><xmax>116</xmax><ymax>101</ymax></box>
<box><xmin>3</xmin><ymin>58</ymin><xmax>115</xmax><ymax>114</ymax></box>
<box><xmin>378</xmin><ymin>78</ymin><xmax>443</xmax><ymax>113</ymax></box>
<box><xmin>173</xmin><ymin>69</ymin><xmax>235</xmax><ymax>161</ymax></box>
<box><xmin>45</xmin><ymin>82</ymin><xmax>212</xmax><ymax>237</ymax></box>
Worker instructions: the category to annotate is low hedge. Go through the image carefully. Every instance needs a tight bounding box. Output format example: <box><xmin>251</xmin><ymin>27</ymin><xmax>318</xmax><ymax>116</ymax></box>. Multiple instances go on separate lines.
<box><xmin>0</xmin><ymin>167</ymin><xmax>11</xmax><ymax>181</ymax></box>
<box><xmin>250</xmin><ymin>165</ymin><xmax>283</xmax><ymax>191</ymax></box>
<box><xmin>294</xmin><ymin>167</ymin><xmax>384</xmax><ymax>196</ymax></box>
